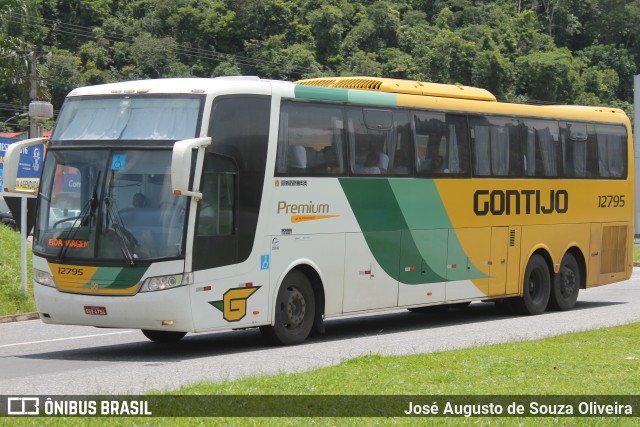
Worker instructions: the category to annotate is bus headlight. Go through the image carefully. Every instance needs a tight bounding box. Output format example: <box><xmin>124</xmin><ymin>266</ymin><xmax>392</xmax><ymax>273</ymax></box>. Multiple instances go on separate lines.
<box><xmin>34</xmin><ymin>269</ymin><xmax>56</xmax><ymax>288</ymax></box>
<box><xmin>139</xmin><ymin>272</ymin><xmax>193</xmax><ymax>292</ymax></box>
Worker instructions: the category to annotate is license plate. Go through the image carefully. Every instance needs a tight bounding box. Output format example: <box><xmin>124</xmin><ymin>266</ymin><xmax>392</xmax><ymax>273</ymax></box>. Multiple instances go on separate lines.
<box><xmin>84</xmin><ymin>305</ymin><xmax>107</xmax><ymax>315</ymax></box>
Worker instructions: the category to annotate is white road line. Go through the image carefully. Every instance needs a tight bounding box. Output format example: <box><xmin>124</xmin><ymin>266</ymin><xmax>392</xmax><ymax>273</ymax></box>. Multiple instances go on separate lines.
<box><xmin>0</xmin><ymin>331</ymin><xmax>133</xmax><ymax>349</ymax></box>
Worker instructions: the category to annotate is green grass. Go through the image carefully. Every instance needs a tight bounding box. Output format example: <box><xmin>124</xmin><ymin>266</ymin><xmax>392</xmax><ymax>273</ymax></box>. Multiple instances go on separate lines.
<box><xmin>175</xmin><ymin>322</ymin><xmax>640</xmax><ymax>396</ymax></box>
<box><xmin>0</xmin><ymin>225</ymin><xmax>35</xmax><ymax>316</ymax></box>
<box><xmin>3</xmin><ymin>323</ymin><xmax>639</xmax><ymax>426</ymax></box>
<box><xmin>634</xmin><ymin>244</ymin><xmax>640</xmax><ymax>263</ymax></box>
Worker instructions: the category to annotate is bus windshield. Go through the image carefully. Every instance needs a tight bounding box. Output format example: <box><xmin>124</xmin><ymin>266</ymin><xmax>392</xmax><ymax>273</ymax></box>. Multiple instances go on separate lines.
<box><xmin>34</xmin><ymin>149</ymin><xmax>187</xmax><ymax>263</ymax></box>
<box><xmin>52</xmin><ymin>96</ymin><xmax>202</xmax><ymax>141</ymax></box>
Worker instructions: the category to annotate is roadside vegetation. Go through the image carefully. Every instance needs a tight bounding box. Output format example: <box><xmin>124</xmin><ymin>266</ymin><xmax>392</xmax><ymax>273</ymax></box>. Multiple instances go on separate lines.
<box><xmin>3</xmin><ymin>322</ymin><xmax>638</xmax><ymax>426</ymax></box>
<box><xmin>0</xmin><ymin>225</ymin><xmax>35</xmax><ymax>316</ymax></box>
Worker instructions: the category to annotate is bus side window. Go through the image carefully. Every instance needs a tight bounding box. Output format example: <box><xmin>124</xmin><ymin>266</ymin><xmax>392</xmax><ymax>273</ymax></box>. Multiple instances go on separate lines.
<box><xmin>276</xmin><ymin>101</ymin><xmax>345</xmax><ymax>176</ymax></box>
<box><xmin>596</xmin><ymin>124</ymin><xmax>627</xmax><ymax>178</ymax></box>
<box><xmin>523</xmin><ymin>119</ymin><xmax>560</xmax><ymax>178</ymax></box>
<box><xmin>391</xmin><ymin>110</ymin><xmax>412</xmax><ymax>175</ymax></box>
<box><xmin>347</xmin><ymin>107</ymin><xmax>394</xmax><ymax>175</ymax></box>
<box><xmin>470</xmin><ymin>116</ymin><xmax>521</xmax><ymax>177</ymax></box>
<box><xmin>414</xmin><ymin>112</ymin><xmax>469</xmax><ymax>176</ymax></box>
<box><xmin>561</xmin><ymin>122</ymin><xmax>597</xmax><ymax>178</ymax></box>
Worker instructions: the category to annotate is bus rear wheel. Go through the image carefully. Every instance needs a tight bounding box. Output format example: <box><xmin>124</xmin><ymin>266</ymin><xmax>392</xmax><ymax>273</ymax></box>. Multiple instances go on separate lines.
<box><xmin>549</xmin><ymin>253</ymin><xmax>580</xmax><ymax>311</ymax></box>
<box><xmin>260</xmin><ymin>270</ymin><xmax>315</xmax><ymax>346</ymax></box>
<box><xmin>142</xmin><ymin>329</ymin><xmax>187</xmax><ymax>343</ymax></box>
<box><xmin>514</xmin><ymin>254</ymin><xmax>550</xmax><ymax>315</ymax></box>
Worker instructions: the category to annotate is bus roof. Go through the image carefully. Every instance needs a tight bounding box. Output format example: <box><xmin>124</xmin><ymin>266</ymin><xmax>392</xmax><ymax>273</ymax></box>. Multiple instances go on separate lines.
<box><xmin>296</xmin><ymin>76</ymin><xmax>497</xmax><ymax>102</ymax></box>
<box><xmin>294</xmin><ymin>77</ymin><xmax>630</xmax><ymax>125</ymax></box>
<box><xmin>65</xmin><ymin>77</ymin><xmax>276</xmax><ymax>97</ymax></box>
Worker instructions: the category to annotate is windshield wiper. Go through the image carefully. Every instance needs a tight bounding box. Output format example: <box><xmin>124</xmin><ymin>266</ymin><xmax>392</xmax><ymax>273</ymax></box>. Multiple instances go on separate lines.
<box><xmin>104</xmin><ymin>170</ymin><xmax>137</xmax><ymax>265</ymax></box>
<box><xmin>56</xmin><ymin>171</ymin><xmax>101</xmax><ymax>262</ymax></box>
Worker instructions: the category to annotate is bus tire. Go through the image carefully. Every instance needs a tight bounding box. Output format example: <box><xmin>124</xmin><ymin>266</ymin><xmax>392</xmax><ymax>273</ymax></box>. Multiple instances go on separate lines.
<box><xmin>514</xmin><ymin>254</ymin><xmax>550</xmax><ymax>315</ymax></box>
<box><xmin>549</xmin><ymin>253</ymin><xmax>580</xmax><ymax>311</ymax></box>
<box><xmin>141</xmin><ymin>329</ymin><xmax>187</xmax><ymax>343</ymax></box>
<box><xmin>261</xmin><ymin>270</ymin><xmax>315</xmax><ymax>346</ymax></box>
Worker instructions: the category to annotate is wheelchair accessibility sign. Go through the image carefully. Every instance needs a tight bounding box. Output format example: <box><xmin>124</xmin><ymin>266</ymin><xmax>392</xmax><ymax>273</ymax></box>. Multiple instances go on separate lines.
<box><xmin>260</xmin><ymin>255</ymin><xmax>270</xmax><ymax>270</ymax></box>
<box><xmin>111</xmin><ymin>154</ymin><xmax>126</xmax><ymax>171</ymax></box>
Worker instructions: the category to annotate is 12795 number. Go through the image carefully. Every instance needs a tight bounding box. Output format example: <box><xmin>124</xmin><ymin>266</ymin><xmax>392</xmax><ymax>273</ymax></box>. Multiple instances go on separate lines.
<box><xmin>598</xmin><ymin>195</ymin><xmax>625</xmax><ymax>208</ymax></box>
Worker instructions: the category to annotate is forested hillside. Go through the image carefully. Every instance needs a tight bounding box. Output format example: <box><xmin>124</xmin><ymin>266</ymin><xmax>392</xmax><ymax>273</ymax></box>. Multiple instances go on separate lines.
<box><xmin>1</xmin><ymin>0</ymin><xmax>639</xmax><ymax>130</ymax></box>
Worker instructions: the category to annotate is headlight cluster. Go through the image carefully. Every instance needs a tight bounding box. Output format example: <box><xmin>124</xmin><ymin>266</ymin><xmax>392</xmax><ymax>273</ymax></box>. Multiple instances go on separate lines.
<box><xmin>34</xmin><ymin>269</ymin><xmax>56</xmax><ymax>288</ymax></box>
<box><xmin>139</xmin><ymin>272</ymin><xmax>193</xmax><ymax>292</ymax></box>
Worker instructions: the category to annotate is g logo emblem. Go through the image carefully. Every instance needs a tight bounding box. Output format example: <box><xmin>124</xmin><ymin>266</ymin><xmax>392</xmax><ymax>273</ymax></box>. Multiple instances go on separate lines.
<box><xmin>210</xmin><ymin>287</ymin><xmax>260</xmax><ymax>322</ymax></box>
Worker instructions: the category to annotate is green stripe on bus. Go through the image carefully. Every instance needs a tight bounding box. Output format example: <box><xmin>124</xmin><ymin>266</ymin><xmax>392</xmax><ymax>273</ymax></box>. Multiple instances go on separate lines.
<box><xmin>339</xmin><ymin>178</ymin><xmax>488</xmax><ymax>284</ymax></box>
<box><xmin>339</xmin><ymin>179</ymin><xmax>446</xmax><ymax>284</ymax></box>
<box><xmin>81</xmin><ymin>266</ymin><xmax>147</xmax><ymax>289</ymax></box>
<box><xmin>294</xmin><ymin>85</ymin><xmax>349</xmax><ymax>102</ymax></box>
<box><xmin>347</xmin><ymin>90</ymin><xmax>397</xmax><ymax>106</ymax></box>
<box><xmin>388</xmin><ymin>180</ymin><xmax>487</xmax><ymax>280</ymax></box>
<box><xmin>295</xmin><ymin>85</ymin><xmax>397</xmax><ymax>106</ymax></box>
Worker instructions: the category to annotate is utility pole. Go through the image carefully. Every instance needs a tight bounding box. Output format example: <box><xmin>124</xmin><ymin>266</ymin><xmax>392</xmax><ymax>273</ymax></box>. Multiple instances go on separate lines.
<box><xmin>11</xmin><ymin>52</ymin><xmax>53</xmax><ymax>296</ymax></box>
<box><xmin>28</xmin><ymin>52</ymin><xmax>38</xmax><ymax>139</ymax></box>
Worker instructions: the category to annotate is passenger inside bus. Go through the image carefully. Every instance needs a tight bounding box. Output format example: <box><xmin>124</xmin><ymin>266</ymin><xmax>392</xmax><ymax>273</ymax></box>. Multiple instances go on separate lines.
<box><xmin>429</xmin><ymin>154</ymin><xmax>444</xmax><ymax>173</ymax></box>
<box><xmin>132</xmin><ymin>193</ymin><xmax>147</xmax><ymax>208</ymax></box>
<box><xmin>392</xmin><ymin>149</ymin><xmax>410</xmax><ymax>175</ymax></box>
<box><xmin>377</xmin><ymin>153</ymin><xmax>389</xmax><ymax>173</ymax></box>
<box><xmin>355</xmin><ymin>151</ymin><xmax>381</xmax><ymax>174</ymax></box>
<box><xmin>287</xmin><ymin>145</ymin><xmax>306</xmax><ymax>174</ymax></box>
<box><xmin>320</xmin><ymin>146</ymin><xmax>341</xmax><ymax>174</ymax></box>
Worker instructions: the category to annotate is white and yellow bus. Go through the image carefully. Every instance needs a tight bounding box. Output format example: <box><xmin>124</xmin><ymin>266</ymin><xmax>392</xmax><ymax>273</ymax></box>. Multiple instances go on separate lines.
<box><xmin>3</xmin><ymin>76</ymin><xmax>633</xmax><ymax>345</ymax></box>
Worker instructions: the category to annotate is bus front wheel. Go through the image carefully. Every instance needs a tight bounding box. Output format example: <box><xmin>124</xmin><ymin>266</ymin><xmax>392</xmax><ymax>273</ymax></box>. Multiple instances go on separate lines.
<box><xmin>142</xmin><ymin>329</ymin><xmax>187</xmax><ymax>343</ymax></box>
<box><xmin>549</xmin><ymin>253</ymin><xmax>580</xmax><ymax>311</ymax></box>
<box><xmin>514</xmin><ymin>254</ymin><xmax>550</xmax><ymax>315</ymax></box>
<box><xmin>261</xmin><ymin>270</ymin><xmax>315</xmax><ymax>346</ymax></box>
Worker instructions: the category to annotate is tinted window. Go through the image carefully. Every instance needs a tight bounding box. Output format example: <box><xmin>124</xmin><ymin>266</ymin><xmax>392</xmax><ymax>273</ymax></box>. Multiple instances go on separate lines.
<box><xmin>193</xmin><ymin>154</ymin><xmax>238</xmax><ymax>270</ymax></box>
<box><xmin>596</xmin><ymin>124</ymin><xmax>627</xmax><ymax>178</ymax></box>
<box><xmin>348</xmin><ymin>107</ymin><xmax>392</xmax><ymax>175</ymax></box>
<box><xmin>470</xmin><ymin>116</ymin><xmax>522</xmax><ymax>177</ymax></box>
<box><xmin>561</xmin><ymin>122</ymin><xmax>598</xmax><ymax>178</ymax></box>
<box><xmin>390</xmin><ymin>110</ymin><xmax>412</xmax><ymax>175</ymax></box>
<box><xmin>414</xmin><ymin>111</ymin><xmax>469</xmax><ymax>176</ymax></box>
<box><xmin>276</xmin><ymin>101</ymin><xmax>345</xmax><ymax>176</ymax></box>
<box><xmin>347</xmin><ymin>107</ymin><xmax>412</xmax><ymax>176</ymax></box>
<box><xmin>523</xmin><ymin>119</ymin><xmax>560</xmax><ymax>177</ymax></box>
<box><xmin>208</xmin><ymin>96</ymin><xmax>270</xmax><ymax>263</ymax></box>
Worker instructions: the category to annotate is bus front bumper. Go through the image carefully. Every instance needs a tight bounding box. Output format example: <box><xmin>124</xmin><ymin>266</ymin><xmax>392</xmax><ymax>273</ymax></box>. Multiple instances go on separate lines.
<box><xmin>34</xmin><ymin>283</ymin><xmax>194</xmax><ymax>332</ymax></box>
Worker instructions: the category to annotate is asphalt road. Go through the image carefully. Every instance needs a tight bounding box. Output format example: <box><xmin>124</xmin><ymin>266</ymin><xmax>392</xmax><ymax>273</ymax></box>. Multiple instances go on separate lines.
<box><xmin>1</xmin><ymin>270</ymin><xmax>639</xmax><ymax>395</ymax></box>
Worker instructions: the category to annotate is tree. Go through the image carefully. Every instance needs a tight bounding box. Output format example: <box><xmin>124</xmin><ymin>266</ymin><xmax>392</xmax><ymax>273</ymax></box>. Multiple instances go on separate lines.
<box><xmin>0</xmin><ymin>0</ymin><xmax>37</xmax><ymax>124</ymax></box>
<box><xmin>129</xmin><ymin>33</ymin><xmax>186</xmax><ymax>79</ymax></box>
<box><xmin>42</xmin><ymin>52</ymin><xmax>83</xmax><ymax>110</ymax></box>
<box><xmin>578</xmin><ymin>44</ymin><xmax>636</xmax><ymax>102</ymax></box>
<box><xmin>516</xmin><ymin>48</ymin><xmax>582</xmax><ymax>103</ymax></box>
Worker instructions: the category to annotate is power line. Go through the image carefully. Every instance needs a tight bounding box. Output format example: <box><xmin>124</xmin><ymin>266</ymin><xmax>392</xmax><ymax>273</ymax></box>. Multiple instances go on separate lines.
<box><xmin>3</xmin><ymin>11</ymin><xmax>318</xmax><ymax>77</ymax></box>
<box><xmin>0</xmin><ymin>103</ymin><xmax>28</xmax><ymax>111</ymax></box>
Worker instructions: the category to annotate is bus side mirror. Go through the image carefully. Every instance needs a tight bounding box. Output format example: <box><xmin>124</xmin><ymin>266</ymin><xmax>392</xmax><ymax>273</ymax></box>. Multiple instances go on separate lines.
<box><xmin>171</xmin><ymin>137</ymin><xmax>211</xmax><ymax>199</ymax></box>
<box><xmin>2</xmin><ymin>137</ymin><xmax>48</xmax><ymax>194</ymax></box>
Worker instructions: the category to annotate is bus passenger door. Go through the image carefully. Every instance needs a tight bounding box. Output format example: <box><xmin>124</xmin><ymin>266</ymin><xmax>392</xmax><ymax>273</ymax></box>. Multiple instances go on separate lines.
<box><xmin>343</xmin><ymin>231</ymin><xmax>400</xmax><ymax>312</ymax></box>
